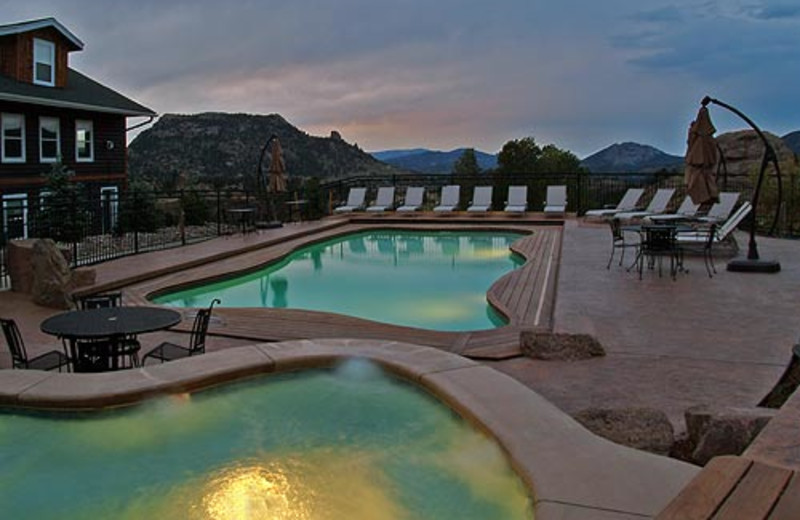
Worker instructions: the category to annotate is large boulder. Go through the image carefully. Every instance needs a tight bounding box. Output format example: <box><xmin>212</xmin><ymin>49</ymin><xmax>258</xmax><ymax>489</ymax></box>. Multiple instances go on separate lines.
<box><xmin>685</xmin><ymin>404</ymin><xmax>776</xmax><ymax>465</ymax></box>
<box><xmin>520</xmin><ymin>331</ymin><xmax>605</xmax><ymax>361</ymax></box>
<box><xmin>31</xmin><ymin>239</ymin><xmax>73</xmax><ymax>309</ymax></box>
<box><xmin>573</xmin><ymin>407</ymin><xmax>675</xmax><ymax>456</ymax></box>
<box><xmin>716</xmin><ymin>130</ymin><xmax>798</xmax><ymax>180</ymax></box>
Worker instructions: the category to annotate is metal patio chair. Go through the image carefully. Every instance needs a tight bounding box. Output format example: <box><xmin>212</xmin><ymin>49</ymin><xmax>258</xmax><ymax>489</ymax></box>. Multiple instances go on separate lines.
<box><xmin>1</xmin><ymin>318</ymin><xmax>70</xmax><ymax>371</ymax></box>
<box><xmin>141</xmin><ymin>299</ymin><xmax>220</xmax><ymax>364</ymax></box>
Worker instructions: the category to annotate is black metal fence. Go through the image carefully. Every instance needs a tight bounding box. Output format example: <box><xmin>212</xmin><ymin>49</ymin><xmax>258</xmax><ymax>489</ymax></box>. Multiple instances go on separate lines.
<box><xmin>0</xmin><ymin>169</ymin><xmax>789</xmax><ymax>290</ymax></box>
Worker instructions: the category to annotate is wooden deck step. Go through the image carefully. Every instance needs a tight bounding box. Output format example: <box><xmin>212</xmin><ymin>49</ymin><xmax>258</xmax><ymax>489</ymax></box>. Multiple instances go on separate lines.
<box><xmin>656</xmin><ymin>456</ymin><xmax>800</xmax><ymax>520</ymax></box>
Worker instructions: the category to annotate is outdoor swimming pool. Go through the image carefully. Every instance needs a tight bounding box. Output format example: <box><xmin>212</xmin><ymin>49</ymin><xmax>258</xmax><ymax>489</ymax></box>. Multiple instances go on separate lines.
<box><xmin>0</xmin><ymin>359</ymin><xmax>531</xmax><ymax>519</ymax></box>
<box><xmin>153</xmin><ymin>230</ymin><xmax>526</xmax><ymax>331</ymax></box>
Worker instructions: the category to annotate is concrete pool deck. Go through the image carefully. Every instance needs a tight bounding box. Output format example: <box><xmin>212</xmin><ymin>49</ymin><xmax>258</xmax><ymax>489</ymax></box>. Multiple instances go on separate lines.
<box><xmin>2</xmin><ymin>213</ymin><xmax>800</xmax><ymax>516</ymax></box>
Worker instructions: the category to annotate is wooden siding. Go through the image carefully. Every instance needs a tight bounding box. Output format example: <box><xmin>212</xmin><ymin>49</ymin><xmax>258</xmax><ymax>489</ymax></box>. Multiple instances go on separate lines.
<box><xmin>0</xmin><ymin>28</ymin><xmax>71</xmax><ymax>86</ymax></box>
<box><xmin>0</xmin><ymin>100</ymin><xmax>126</xmax><ymax>191</ymax></box>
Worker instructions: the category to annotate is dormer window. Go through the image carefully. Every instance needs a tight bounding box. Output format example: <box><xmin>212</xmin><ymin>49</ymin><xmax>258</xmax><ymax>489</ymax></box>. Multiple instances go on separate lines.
<box><xmin>33</xmin><ymin>38</ymin><xmax>55</xmax><ymax>86</ymax></box>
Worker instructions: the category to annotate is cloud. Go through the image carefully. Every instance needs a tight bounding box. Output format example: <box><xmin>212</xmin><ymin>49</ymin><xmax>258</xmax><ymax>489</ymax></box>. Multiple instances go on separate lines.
<box><xmin>741</xmin><ymin>2</ymin><xmax>800</xmax><ymax>20</ymax></box>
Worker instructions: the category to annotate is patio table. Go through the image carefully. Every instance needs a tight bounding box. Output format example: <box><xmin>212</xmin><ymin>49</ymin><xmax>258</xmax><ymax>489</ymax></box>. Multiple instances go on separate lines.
<box><xmin>41</xmin><ymin>307</ymin><xmax>181</xmax><ymax>372</ymax></box>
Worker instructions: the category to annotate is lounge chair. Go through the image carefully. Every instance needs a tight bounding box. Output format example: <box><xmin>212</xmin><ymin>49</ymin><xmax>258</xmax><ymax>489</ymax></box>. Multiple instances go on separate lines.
<box><xmin>333</xmin><ymin>188</ymin><xmax>367</xmax><ymax>213</ymax></box>
<box><xmin>543</xmin><ymin>185</ymin><xmax>567</xmax><ymax>217</ymax></box>
<box><xmin>645</xmin><ymin>196</ymin><xmax>700</xmax><ymax>223</ymax></box>
<box><xmin>396</xmin><ymin>187</ymin><xmax>425</xmax><ymax>213</ymax></box>
<box><xmin>584</xmin><ymin>188</ymin><xmax>645</xmax><ymax>218</ymax></box>
<box><xmin>366</xmin><ymin>187</ymin><xmax>395</xmax><ymax>212</ymax></box>
<box><xmin>614</xmin><ymin>188</ymin><xmax>676</xmax><ymax>220</ymax></box>
<box><xmin>1</xmin><ymin>318</ymin><xmax>70</xmax><ymax>371</ymax></box>
<box><xmin>433</xmin><ymin>185</ymin><xmax>460</xmax><ymax>212</ymax></box>
<box><xmin>697</xmin><ymin>192</ymin><xmax>740</xmax><ymax>223</ymax></box>
<box><xmin>467</xmin><ymin>186</ymin><xmax>493</xmax><ymax>212</ymax></box>
<box><xmin>677</xmin><ymin>201</ymin><xmax>752</xmax><ymax>277</ymax></box>
<box><xmin>142</xmin><ymin>299</ymin><xmax>219</xmax><ymax>365</ymax></box>
<box><xmin>504</xmin><ymin>186</ymin><xmax>528</xmax><ymax>214</ymax></box>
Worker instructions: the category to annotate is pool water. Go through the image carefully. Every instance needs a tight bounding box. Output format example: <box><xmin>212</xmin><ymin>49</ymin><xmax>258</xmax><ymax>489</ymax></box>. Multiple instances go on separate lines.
<box><xmin>153</xmin><ymin>230</ymin><xmax>525</xmax><ymax>331</ymax></box>
<box><xmin>0</xmin><ymin>360</ymin><xmax>531</xmax><ymax>519</ymax></box>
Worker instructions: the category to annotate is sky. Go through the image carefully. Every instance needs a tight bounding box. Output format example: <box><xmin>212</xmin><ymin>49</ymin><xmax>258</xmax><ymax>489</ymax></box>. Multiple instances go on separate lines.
<box><xmin>3</xmin><ymin>0</ymin><xmax>799</xmax><ymax>157</ymax></box>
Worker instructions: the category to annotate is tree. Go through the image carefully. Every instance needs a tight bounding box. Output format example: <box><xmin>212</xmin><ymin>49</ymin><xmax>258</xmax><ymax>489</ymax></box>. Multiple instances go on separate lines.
<box><xmin>33</xmin><ymin>161</ymin><xmax>88</xmax><ymax>243</ymax></box>
<box><xmin>537</xmin><ymin>144</ymin><xmax>585</xmax><ymax>174</ymax></box>
<box><xmin>497</xmin><ymin>137</ymin><xmax>542</xmax><ymax>174</ymax></box>
<box><xmin>452</xmin><ymin>148</ymin><xmax>481</xmax><ymax>175</ymax></box>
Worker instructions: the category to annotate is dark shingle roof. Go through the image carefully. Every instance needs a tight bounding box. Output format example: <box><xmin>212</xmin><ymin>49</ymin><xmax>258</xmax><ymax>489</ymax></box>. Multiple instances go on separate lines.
<box><xmin>0</xmin><ymin>68</ymin><xmax>156</xmax><ymax>117</ymax></box>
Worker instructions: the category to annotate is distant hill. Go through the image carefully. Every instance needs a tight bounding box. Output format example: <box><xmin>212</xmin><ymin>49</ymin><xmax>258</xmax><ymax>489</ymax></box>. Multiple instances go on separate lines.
<box><xmin>373</xmin><ymin>148</ymin><xmax>498</xmax><ymax>174</ymax></box>
<box><xmin>129</xmin><ymin>112</ymin><xmax>405</xmax><ymax>186</ymax></box>
<box><xmin>782</xmin><ymin>131</ymin><xmax>800</xmax><ymax>155</ymax></box>
<box><xmin>580</xmin><ymin>142</ymin><xmax>684</xmax><ymax>173</ymax></box>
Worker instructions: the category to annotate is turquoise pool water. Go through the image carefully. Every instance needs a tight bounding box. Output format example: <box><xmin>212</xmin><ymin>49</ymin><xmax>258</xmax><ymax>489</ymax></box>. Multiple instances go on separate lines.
<box><xmin>153</xmin><ymin>230</ymin><xmax>525</xmax><ymax>331</ymax></box>
<box><xmin>0</xmin><ymin>360</ymin><xmax>531</xmax><ymax>519</ymax></box>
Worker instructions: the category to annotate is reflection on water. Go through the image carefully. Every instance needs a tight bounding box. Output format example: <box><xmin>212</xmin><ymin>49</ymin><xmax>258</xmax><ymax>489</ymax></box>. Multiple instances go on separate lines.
<box><xmin>155</xmin><ymin>230</ymin><xmax>525</xmax><ymax>331</ymax></box>
<box><xmin>0</xmin><ymin>361</ymin><xmax>531</xmax><ymax>519</ymax></box>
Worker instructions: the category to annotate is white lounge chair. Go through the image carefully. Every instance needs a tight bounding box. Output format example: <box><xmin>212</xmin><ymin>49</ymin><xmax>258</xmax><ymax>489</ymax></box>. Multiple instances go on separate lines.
<box><xmin>543</xmin><ymin>185</ymin><xmax>567</xmax><ymax>217</ymax></box>
<box><xmin>333</xmin><ymin>187</ymin><xmax>367</xmax><ymax>213</ymax></box>
<box><xmin>584</xmin><ymin>188</ymin><xmax>645</xmax><ymax>218</ymax></box>
<box><xmin>645</xmin><ymin>195</ymin><xmax>700</xmax><ymax>223</ymax></box>
<box><xmin>433</xmin><ymin>185</ymin><xmax>460</xmax><ymax>212</ymax></box>
<box><xmin>614</xmin><ymin>188</ymin><xmax>676</xmax><ymax>220</ymax></box>
<box><xmin>504</xmin><ymin>186</ymin><xmax>528</xmax><ymax>214</ymax></box>
<box><xmin>697</xmin><ymin>192</ymin><xmax>740</xmax><ymax>223</ymax></box>
<box><xmin>677</xmin><ymin>201</ymin><xmax>752</xmax><ymax>277</ymax></box>
<box><xmin>467</xmin><ymin>186</ymin><xmax>493</xmax><ymax>212</ymax></box>
<box><xmin>366</xmin><ymin>187</ymin><xmax>395</xmax><ymax>212</ymax></box>
<box><xmin>396</xmin><ymin>187</ymin><xmax>425</xmax><ymax>213</ymax></box>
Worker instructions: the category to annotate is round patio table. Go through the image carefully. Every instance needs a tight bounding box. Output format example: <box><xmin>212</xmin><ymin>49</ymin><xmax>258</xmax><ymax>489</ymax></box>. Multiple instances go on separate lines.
<box><xmin>41</xmin><ymin>307</ymin><xmax>182</xmax><ymax>372</ymax></box>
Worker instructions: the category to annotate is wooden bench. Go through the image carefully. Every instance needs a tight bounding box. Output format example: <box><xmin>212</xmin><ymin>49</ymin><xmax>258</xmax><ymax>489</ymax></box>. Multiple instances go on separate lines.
<box><xmin>656</xmin><ymin>456</ymin><xmax>800</xmax><ymax>519</ymax></box>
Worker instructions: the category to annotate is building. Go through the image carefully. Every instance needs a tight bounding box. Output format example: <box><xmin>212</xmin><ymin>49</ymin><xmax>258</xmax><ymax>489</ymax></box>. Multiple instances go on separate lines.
<box><xmin>0</xmin><ymin>17</ymin><xmax>155</xmax><ymax>241</ymax></box>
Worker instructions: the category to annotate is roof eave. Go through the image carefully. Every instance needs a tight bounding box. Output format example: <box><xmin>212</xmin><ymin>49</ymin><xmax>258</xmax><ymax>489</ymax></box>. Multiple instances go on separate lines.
<box><xmin>0</xmin><ymin>92</ymin><xmax>156</xmax><ymax>117</ymax></box>
<box><xmin>0</xmin><ymin>17</ymin><xmax>84</xmax><ymax>51</ymax></box>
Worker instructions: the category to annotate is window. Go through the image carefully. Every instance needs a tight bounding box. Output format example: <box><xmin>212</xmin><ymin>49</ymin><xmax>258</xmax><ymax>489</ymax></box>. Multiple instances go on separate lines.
<box><xmin>2</xmin><ymin>194</ymin><xmax>28</xmax><ymax>241</ymax></box>
<box><xmin>100</xmin><ymin>186</ymin><xmax>119</xmax><ymax>233</ymax></box>
<box><xmin>33</xmin><ymin>38</ymin><xmax>55</xmax><ymax>86</ymax></box>
<box><xmin>75</xmin><ymin>120</ymin><xmax>94</xmax><ymax>162</ymax></box>
<box><xmin>39</xmin><ymin>117</ymin><xmax>60</xmax><ymax>162</ymax></box>
<box><xmin>1</xmin><ymin>113</ymin><xmax>25</xmax><ymax>163</ymax></box>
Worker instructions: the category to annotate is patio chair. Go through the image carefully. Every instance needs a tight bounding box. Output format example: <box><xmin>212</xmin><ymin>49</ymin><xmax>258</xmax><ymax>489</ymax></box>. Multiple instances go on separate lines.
<box><xmin>433</xmin><ymin>185</ymin><xmax>460</xmax><ymax>212</ymax></box>
<box><xmin>645</xmin><ymin>196</ymin><xmax>701</xmax><ymax>223</ymax></box>
<box><xmin>366</xmin><ymin>186</ymin><xmax>396</xmax><ymax>212</ymax></box>
<box><xmin>504</xmin><ymin>186</ymin><xmax>528</xmax><ymax>214</ymax></box>
<box><xmin>614</xmin><ymin>188</ymin><xmax>676</xmax><ymax>221</ymax></box>
<box><xmin>141</xmin><ymin>299</ymin><xmax>220</xmax><ymax>365</ymax></box>
<box><xmin>607</xmin><ymin>218</ymin><xmax>640</xmax><ymax>269</ymax></box>
<box><xmin>637</xmin><ymin>225</ymin><xmax>683</xmax><ymax>280</ymax></box>
<box><xmin>467</xmin><ymin>186</ymin><xmax>493</xmax><ymax>212</ymax></box>
<box><xmin>584</xmin><ymin>188</ymin><xmax>645</xmax><ymax>218</ymax></box>
<box><xmin>543</xmin><ymin>185</ymin><xmax>567</xmax><ymax>217</ymax></box>
<box><xmin>71</xmin><ymin>337</ymin><xmax>124</xmax><ymax>373</ymax></box>
<box><xmin>1</xmin><ymin>318</ymin><xmax>70</xmax><ymax>371</ymax></box>
<box><xmin>333</xmin><ymin>188</ymin><xmax>367</xmax><ymax>213</ymax></box>
<box><xmin>75</xmin><ymin>292</ymin><xmax>141</xmax><ymax>368</ymax></box>
<box><xmin>396</xmin><ymin>187</ymin><xmax>425</xmax><ymax>213</ymax></box>
<box><xmin>679</xmin><ymin>223</ymin><xmax>719</xmax><ymax>278</ymax></box>
<box><xmin>697</xmin><ymin>192</ymin><xmax>740</xmax><ymax>223</ymax></box>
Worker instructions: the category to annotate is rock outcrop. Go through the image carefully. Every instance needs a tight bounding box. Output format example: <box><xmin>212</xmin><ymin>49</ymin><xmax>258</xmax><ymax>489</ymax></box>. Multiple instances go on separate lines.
<box><xmin>684</xmin><ymin>404</ymin><xmax>776</xmax><ymax>465</ymax></box>
<box><xmin>716</xmin><ymin>130</ymin><xmax>798</xmax><ymax>179</ymax></box>
<box><xmin>31</xmin><ymin>239</ymin><xmax>73</xmax><ymax>309</ymax></box>
<box><xmin>573</xmin><ymin>407</ymin><xmax>675</xmax><ymax>456</ymax></box>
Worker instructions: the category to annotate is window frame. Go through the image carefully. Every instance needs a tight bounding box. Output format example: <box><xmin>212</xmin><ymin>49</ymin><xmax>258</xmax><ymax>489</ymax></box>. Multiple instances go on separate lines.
<box><xmin>2</xmin><ymin>193</ymin><xmax>29</xmax><ymax>241</ymax></box>
<box><xmin>1</xmin><ymin>113</ymin><xmax>26</xmax><ymax>163</ymax></box>
<box><xmin>33</xmin><ymin>38</ymin><xmax>56</xmax><ymax>87</ymax></box>
<box><xmin>39</xmin><ymin>116</ymin><xmax>60</xmax><ymax>163</ymax></box>
<box><xmin>75</xmin><ymin>119</ymin><xmax>94</xmax><ymax>162</ymax></box>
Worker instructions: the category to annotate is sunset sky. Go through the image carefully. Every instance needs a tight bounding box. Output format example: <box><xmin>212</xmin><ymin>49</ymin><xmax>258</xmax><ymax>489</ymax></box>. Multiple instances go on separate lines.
<box><xmin>4</xmin><ymin>0</ymin><xmax>799</xmax><ymax>157</ymax></box>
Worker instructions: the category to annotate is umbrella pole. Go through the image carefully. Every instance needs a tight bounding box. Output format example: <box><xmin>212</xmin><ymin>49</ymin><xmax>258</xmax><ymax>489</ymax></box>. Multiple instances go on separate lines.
<box><xmin>701</xmin><ymin>96</ymin><xmax>781</xmax><ymax>273</ymax></box>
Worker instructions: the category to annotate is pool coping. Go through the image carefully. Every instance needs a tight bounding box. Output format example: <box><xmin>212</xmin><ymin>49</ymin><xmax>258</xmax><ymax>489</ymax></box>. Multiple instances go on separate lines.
<box><xmin>120</xmin><ymin>222</ymin><xmax>562</xmax><ymax>359</ymax></box>
<box><xmin>0</xmin><ymin>339</ymin><xmax>699</xmax><ymax>519</ymax></box>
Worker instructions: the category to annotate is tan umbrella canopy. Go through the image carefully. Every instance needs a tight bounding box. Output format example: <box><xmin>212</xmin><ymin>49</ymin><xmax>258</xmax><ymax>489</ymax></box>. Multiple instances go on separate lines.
<box><xmin>268</xmin><ymin>137</ymin><xmax>288</xmax><ymax>193</ymax></box>
<box><xmin>685</xmin><ymin>106</ymin><xmax>720</xmax><ymax>205</ymax></box>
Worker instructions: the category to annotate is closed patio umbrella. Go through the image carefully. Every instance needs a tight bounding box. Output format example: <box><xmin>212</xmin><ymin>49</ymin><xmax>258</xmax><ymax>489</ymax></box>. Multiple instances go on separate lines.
<box><xmin>685</xmin><ymin>106</ymin><xmax>720</xmax><ymax>205</ymax></box>
<box><xmin>268</xmin><ymin>137</ymin><xmax>288</xmax><ymax>194</ymax></box>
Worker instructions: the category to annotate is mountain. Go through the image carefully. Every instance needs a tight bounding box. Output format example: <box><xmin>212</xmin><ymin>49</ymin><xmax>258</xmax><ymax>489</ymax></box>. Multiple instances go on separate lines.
<box><xmin>580</xmin><ymin>142</ymin><xmax>684</xmax><ymax>173</ymax></box>
<box><xmin>129</xmin><ymin>113</ymin><xmax>404</xmax><ymax>185</ymax></box>
<box><xmin>373</xmin><ymin>148</ymin><xmax>498</xmax><ymax>174</ymax></box>
<box><xmin>782</xmin><ymin>131</ymin><xmax>800</xmax><ymax>155</ymax></box>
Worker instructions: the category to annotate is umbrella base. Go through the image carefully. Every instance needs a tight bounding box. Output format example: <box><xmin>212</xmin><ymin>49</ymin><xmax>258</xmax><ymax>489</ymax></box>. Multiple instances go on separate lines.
<box><xmin>726</xmin><ymin>257</ymin><xmax>781</xmax><ymax>273</ymax></box>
